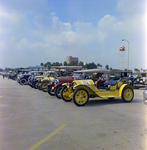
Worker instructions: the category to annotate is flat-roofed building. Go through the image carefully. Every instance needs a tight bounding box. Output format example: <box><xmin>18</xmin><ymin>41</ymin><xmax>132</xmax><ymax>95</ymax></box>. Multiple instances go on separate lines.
<box><xmin>66</xmin><ymin>56</ymin><xmax>78</xmax><ymax>64</ymax></box>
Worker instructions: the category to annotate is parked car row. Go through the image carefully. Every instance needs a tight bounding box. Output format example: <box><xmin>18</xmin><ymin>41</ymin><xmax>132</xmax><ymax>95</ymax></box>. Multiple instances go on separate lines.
<box><xmin>2</xmin><ymin>69</ymin><xmax>147</xmax><ymax>106</ymax></box>
<box><xmin>3</xmin><ymin>69</ymin><xmax>139</xmax><ymax>107</ymax></box>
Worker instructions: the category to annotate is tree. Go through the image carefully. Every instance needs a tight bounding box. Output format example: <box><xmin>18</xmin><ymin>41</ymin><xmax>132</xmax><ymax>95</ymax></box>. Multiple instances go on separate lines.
<box><xmin>46</xmin><ymin>62</ymin><xmax>51</xmax><ymax>70</ymax></box>
<box><xmin>44</xmin><ymin>63</ymin><xmax>48</xmax><ymax>70</ymax></box>
<box><xmin>100</xmin><ymin>65</ymin><xmax>102</xmax><ymax>68</ymax></box>
<box><xmin>105</xmin><ymin>65</ymin><xmax>109</xmax><ymax>69</ymax></box>
<box><xmin>0</xmin><ymin>68</ymin><xmax>3</xmax><ymax>71</ymax></box>
<box><xmin>40</xmin><ymin>62</ymin><xmax>44</xmax><ymax>70</ymax></box>
<box><xmin>51</xmin><ymin>62</ymin><xmax>62</xmax><ymax>66</ymax></box>
<box><xmin>64</xmin><ymin>61</ymin><xmax>67</xmax><ymax>66</ymax></box>
<box><xmin>97</xmin><ymin>63</ymin><xmax>100</xmax><ymax>68</ymax></box>
<box><xmin>79</xmin><ymin>61</ymin><xmax>84</xmax><ymax>67</ymax></box>
<box><xmin>69</xmin><ymin>61</ymin><xmax>76</xmax><ymax>66</ymax></box>
<box><xmin>75</xmin><ymin>61</ymin><xmax>78</xmax><ymax>66</ymax></box>
<box><xmin>134</xmin><ymin>68</ymin><xmax>140</xmax><ymax>72</ymax></box>
<box><xmin>84</xmin><ymin>62</ymin><xmax>97</xmax><ymax>69</ymax></box>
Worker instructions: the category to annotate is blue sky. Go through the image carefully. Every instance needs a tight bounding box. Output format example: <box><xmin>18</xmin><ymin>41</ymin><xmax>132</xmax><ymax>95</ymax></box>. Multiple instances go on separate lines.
<box><xmin>0</xmin><ymin>0</ymin><xmax>146</xmax><ymax>70</ymax></box>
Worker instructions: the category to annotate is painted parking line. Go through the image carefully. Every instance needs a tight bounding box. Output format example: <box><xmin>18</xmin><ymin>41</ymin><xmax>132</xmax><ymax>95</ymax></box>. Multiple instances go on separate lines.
<box><xmin>28</xmin><ymin>123</ymin><xmax>68</xmax><ymax>150</ymax></box>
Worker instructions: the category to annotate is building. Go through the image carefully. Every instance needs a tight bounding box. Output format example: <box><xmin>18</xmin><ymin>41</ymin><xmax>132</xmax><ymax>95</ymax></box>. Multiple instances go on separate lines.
<box><xmin>28</xmin><ymin>65</ymin><xmax>42</xmax><ymax>71</ymax></box>
<box><xmin>66</xmin><ymin>56</ymin><xmax>78</xmax><ymax>64</ymax></box>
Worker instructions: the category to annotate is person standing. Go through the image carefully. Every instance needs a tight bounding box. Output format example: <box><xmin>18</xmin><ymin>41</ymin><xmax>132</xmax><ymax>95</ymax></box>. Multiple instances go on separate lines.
<box><xmin>3</xmin><ymin>73</ymin><xmax>5</xmax><ymax>79</ymax></box>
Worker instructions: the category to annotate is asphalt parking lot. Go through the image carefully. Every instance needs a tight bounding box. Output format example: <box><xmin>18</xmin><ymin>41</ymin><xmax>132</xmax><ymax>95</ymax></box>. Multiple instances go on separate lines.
<box><xmin>0</xmin><ymin>76</ymin><xmax>147</xmax><ymax>150</ymax></box>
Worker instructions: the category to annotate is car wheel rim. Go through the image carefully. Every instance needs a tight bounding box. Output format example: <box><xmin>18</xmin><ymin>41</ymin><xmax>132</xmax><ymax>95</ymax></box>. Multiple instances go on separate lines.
<box><xmin>62</xmin><ymin>88</ymin><xmax>72</xmax><ymax>100</ymax></box>
<box><xmin>75</xmin><ymin>90</ymin><xmax>88</xmax><ymax>105</ymax></box>
<box><xmin>21</xmin><ymin>79</ymin><xmax>26</xmax><ymax>84</ymax></box>
<box><xmin>123</xmin><ymin>89</ymin><xmax>133</xmax><ymax>101</ymax></box>
<box><xmin>42</xmin><ymin>83</ymin><xmax>47</xmax><ymax>89</ymax></box>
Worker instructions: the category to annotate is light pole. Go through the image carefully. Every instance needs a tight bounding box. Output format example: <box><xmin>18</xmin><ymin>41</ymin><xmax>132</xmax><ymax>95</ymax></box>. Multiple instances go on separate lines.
<box><xmin>122</xmin><ymin>39</ymin><xmax>130</xmax><ymax>71</ymax></box>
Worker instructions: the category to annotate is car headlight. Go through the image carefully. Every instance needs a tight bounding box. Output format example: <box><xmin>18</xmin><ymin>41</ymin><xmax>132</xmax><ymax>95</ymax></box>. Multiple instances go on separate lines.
<box><xmin>72</xmin><ymin>82</ymin><xmax>77</xmax><ymax>89</ymax></box>
<box><xmin>55</xmin><ymin>79</ymin><xmax>59</xmax><ymax>84</ymax></box>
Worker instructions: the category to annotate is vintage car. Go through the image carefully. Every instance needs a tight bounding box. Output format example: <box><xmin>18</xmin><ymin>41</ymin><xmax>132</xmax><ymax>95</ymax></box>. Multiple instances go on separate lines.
<box><xmin>36</xmin><ymin>71</ymin><xmax>57</xmax><ymax>92</ymax></box>
<box><xmin>47</xmin><ymin>66</ymin><xmax>83</xmax><ymax>95</ymax></box>
<box><xmin>7</xmin><ymin>71</ymin><xmax>18</xmax><ymax>80</ymax></box>
<box><xmin>60</xmin><ymin>69</ymin><xmax>134</xmax><ymax>106</ymax></box>
<box><xmin>47</xmin><ymin>72</ymin><xmax>80</xmax><ymax>98</ymax></box>
<box><xmin>17</xmin><ymin>73</ymin><xmax>32</xmax><ymax>85</ymax></box>
<box><xmin>28</xmin><ymin>71</ymin><xmax>47</xmax><ymax>88</ymax></box>
<box><xmin>61</xmin><ymin>69</ymin><xmax>110</xmax><ymax>102</ymax></box>
<box><xmin>111</xmin><ymin>71</ymin><xmax>133</xmax><ymax>80</ymax></box>
<box><xmin>143</xmin><ymin>90</ymin><xmax>147</xmax><ymax>105</ymax></box>
<box><xmin>133</xmin><ymin>72</ymin><xmax>147</xmax><ymax>89</ymax></box>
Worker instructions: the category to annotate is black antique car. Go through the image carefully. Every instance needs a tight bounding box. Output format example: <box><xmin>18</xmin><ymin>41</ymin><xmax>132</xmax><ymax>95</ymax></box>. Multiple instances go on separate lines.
<box><xmin>18</xmin><ymin>73</ymin><xmax>32</xmax><ymax>85</ymax></box>
<box><xmin>133</xmin><ymin>72</ymin><xmax>147</xmax><ymax>89</ymax></box>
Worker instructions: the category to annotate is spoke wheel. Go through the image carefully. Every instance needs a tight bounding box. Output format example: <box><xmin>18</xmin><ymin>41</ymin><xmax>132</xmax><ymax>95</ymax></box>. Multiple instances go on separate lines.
<box><xmin>55</xmin><ymin>85</ymin><xmax>63</xmax><ymax>99</ymax></box>
<box><xmin>37</xmin><ymin>84</ymin><xmax>41</xmax><ymax>90</ymax></box>
<box><xmin>41</xmin><ymin>81</ymin><xmax>49</xmax><ymax>92</ymax></box>
<box><xmin>61</xmin><ymin>86</ymin><xmax>72</xmax><ymax>102</ymax></box>
<box><xmin>20</xmin><ymin>79</ymin><xmax>27</xmax><ymax>85</ymax></box>
<box><xmin>122</xmin><ymin>87</ymin><xmax>134</xmax><ymax>102</ymax></box>
<box><xmin>35</xmin><ymin>83</ymin><xmax>38</xmax><ymax>89</ymax></box>
<box><xmin>47</xmin><ymin>85</ymin><xmax>55</xmax><ymax>96</ymax></box>
<box><xmin>73</xmin><ymin>88</ymin><xmax>89</xmax><ymax>106</ymax></box>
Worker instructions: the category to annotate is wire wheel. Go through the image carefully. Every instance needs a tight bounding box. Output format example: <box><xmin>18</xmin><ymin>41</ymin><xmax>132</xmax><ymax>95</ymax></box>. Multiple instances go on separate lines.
<box><xmin>41</xmin><ymin>81</ymin><xmax>49</xmax><ymax>92</ymax></box>
<box><xmin>73</xmin><ymin>88</ymin><xmax>89</xmax><ymax>106</ymax></box>
<box><xmin>20</xmin><ymin>79</ymin><xmax>27</xmax><ymax>85</ymax></box>
<box><xmin>61</xmin><ymin>86</ymin><xmax>72</xmax><ymax>102</ymax></box>
<box><xmin>122</xmin><ymin>87</ymin><xmax>134</xmax><ymax>102</ymax></box>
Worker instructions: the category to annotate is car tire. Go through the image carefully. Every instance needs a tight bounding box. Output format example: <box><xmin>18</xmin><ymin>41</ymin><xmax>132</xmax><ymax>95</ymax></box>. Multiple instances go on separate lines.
<box><xmin>55</xmin><ymin>85</ymin><xmax>63</xmax><ymax>99</ymax></box>
<box><xmin>61</xmin><ymin>86</ymin><xmax>72</xmax><ymax>102</ymax></box>
<box><xmin>121</xmin><ymin>87</ymin><xmax>134</xmax><ymax>102</ymax></box>
<box><xmin>73</xmin><ymin>88</ymin><xmax>89</xmax><ymax>106</ymax></box>
<box><xmin>34</xmin><ymin>82</ymin><xmax>38</xmax><ymax>89</ymax></box>
<box><xmin>37</xmin><ymin>83</ymin><xmax>41</xmax><ymax>90</ymax></box>
<box><xmin>47</xmin><ymin>85</ymin><xmax>55</xmax><ymax>96</ymax></box>
<box><xmin>20</xmin><ymin>78</ymin><xmax>27</xmax><ymax>85</ymax></box>
<box><xmin>41</xmin><ymin>81</ymin><xmax>49</xmax><ymax>92</ymax></box>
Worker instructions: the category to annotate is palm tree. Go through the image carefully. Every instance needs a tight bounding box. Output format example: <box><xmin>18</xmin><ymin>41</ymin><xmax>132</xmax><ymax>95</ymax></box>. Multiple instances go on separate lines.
<box><xmin>97</xmin><ymin>63</ymin><xmax>100</xmax><ymax>68</ymax></box>
<box><xmin>40</xmin><ymin>63</ymin><xmax>44</xmax><ymax>70</ymax></box>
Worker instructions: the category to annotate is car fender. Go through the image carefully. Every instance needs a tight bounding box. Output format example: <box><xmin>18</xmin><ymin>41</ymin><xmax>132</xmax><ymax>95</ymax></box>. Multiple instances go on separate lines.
<box><xmin>119</xmin><ymin>84</ymin><xmax>134</xmax><ymax>96</ymax></box>
<box><xmin>47</xmin><ymin>82</ymin><xmax>53</xmax><ymax>86</ymax></box>
<box><xmin>54</xmin><ymin>83</ymin><xmax>62</xmax><ymax>89</ymax></box>
<box><xmin>75</xmin><ymin>85</ymin><xmax>98</xmax><ymax>97</ymax></box>
<box><xmin>62</xmin><ymin>83</ymin><xmax>68</xmax><ymax>87</ymax></box>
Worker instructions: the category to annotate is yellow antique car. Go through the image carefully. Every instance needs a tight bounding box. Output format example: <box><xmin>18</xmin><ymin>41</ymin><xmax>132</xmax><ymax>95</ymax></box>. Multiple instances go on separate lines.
<box><xmin>61</xmin><ymin>69</ymin><xmax>134</xmax><ymax>106</ymax></box>
<box><xmin>36</xmin><ymin>71</ymin><xmax>57</xmax><ymax>92</ymax></box>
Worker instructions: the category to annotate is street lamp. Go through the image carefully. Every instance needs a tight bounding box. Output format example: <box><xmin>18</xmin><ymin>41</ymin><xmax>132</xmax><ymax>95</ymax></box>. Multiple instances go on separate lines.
<box><xmin>122</xmin><ymin>39</ymin><xmax>130</xmax><ymax>71</ymax></box>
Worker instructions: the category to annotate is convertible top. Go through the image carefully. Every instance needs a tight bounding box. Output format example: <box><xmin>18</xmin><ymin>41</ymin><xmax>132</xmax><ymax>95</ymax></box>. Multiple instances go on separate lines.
<box><xmin>74</xmin><ymin>69</ymin><xmax>110</xmax><ymax>74</ymax></box>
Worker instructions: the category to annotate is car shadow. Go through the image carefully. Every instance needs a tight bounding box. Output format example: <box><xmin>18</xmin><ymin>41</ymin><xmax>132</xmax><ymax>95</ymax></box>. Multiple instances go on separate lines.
<box><xmin>84</xmin><ymin>98</ymin><xmax>141</xmax><ymax>107</ymax></box>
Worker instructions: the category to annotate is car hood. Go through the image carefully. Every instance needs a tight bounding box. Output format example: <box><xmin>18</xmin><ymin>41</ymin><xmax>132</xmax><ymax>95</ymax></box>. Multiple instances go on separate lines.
<box><xmin>58</xmin><ymin>77</ymin><xmax>74</xmax><ymax>82</ymax></box>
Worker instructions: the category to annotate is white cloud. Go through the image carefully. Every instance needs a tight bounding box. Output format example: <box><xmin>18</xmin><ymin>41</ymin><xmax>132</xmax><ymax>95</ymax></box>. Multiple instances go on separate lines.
<box><xmin>0</xmin><ymin>0</ymin><xmax>146</xmax><ymax>70</ymax></box>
